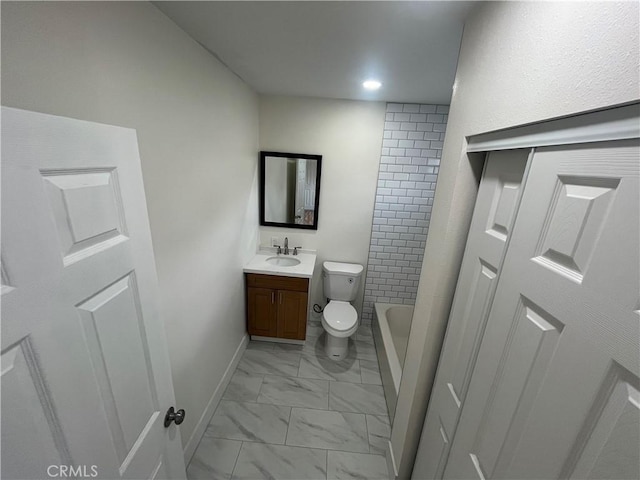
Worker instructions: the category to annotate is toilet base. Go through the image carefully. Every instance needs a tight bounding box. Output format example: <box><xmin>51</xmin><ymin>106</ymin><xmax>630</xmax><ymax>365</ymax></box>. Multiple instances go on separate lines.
<box><xmin>325</xmin><ymin>333</ymin><xmax>349</xmax><ymax>361</ymax></box>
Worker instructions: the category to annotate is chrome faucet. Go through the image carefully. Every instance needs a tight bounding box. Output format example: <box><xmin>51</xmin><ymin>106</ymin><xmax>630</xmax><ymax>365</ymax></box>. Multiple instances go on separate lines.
<box><xmin>283</xmin><ymin>237</ymin><xmax>290</xmax><ymax>255</ymax></box>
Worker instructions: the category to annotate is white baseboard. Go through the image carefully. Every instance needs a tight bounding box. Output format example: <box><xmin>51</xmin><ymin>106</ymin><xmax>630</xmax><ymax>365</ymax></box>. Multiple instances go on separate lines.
<box><xmin>182</xmin><ymin>334</ymin><xmax>248</xmax><ymax>465</ymax></box>
<box><xmin>386</xmin><ymin>439</ymin><xmax>398</xmax><ymax>480</ymax></box>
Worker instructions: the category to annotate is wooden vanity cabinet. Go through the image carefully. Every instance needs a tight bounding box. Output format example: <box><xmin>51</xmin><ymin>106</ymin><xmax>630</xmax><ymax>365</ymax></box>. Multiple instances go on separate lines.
<box><xmin>245</xmin><ymin>273</ymin><xmax>309</xmax><ymax>340</ymax></box>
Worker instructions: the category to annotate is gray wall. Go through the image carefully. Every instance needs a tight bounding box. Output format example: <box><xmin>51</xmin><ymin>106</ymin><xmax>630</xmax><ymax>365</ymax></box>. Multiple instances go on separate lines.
<box><xmin>1</xmin><ymin>1</ymin><xmax>260</xmax><ymax>457</ymax></box>
<box><xmin>391</xmin><ymin>2</ymin><xmax>640</xmax><ymax>478</ymax></box>
<box><xmin>361</xmin><ymin>103</ymin><xmax>448</xmax><ymax>324</ymax></box>
<box><xmin>258</xmin><ymin>95</ymin><xmax>386</xmax><ymax>315</ymax></box>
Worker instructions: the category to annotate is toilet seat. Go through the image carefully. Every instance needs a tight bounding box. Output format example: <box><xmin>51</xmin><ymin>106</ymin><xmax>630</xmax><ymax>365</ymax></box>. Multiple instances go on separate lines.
<box><xmin>322</xmin><ymin>301</ymin><xmax>358</xmax><ymax>338</ymax></box>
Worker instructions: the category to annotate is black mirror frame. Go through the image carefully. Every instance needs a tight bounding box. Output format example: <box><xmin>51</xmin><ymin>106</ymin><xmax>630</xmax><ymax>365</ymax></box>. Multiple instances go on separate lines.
<box><xmin>259</xmin><ymin>150</ymin><xmax>322</xmax><ymax>230</ymax></box>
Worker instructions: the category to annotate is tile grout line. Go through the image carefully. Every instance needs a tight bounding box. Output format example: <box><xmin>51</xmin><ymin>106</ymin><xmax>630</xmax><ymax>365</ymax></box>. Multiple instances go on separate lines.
<box><xmin>284</xmin><ymin>406</ymin><xmax>294</xmax><ymax>447</ymax></box>
<box><xmin>230</xmin><ymin>440</ymin><xmax>243</xmax><ymax>479</ymax></box>
<box><xmin>326</xmin><ymin>446</ymin><xmax>329</xmax><ymax>480</ymax></box>
<box><xmin>364</xmin><ymin>408</ymin><xmax>371</xmax><ymax>454</ymax></box>
<box><xmin>252</xmin><ymin>373</ymin><xmax>266</xmax><ymax>402</ymax></box>
<box><xmin>201</xmin><ymin>435</ymin><xmax>386</xmax><ymax>456</ymax></box>
<box><xmin>217</xmin><ymin>398</ymin><xmax>385</xmax><ymax>417</ymax></box>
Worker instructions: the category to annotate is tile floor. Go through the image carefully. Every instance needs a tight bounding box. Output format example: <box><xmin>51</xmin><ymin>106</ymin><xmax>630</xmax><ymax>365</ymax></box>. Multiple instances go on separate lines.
<box><xmin>187</xmin><ymin>320</ymin><xmax>391</xmax><ymax>480</ymax></box>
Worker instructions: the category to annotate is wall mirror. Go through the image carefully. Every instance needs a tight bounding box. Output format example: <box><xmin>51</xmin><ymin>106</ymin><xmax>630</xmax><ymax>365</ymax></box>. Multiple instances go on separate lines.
<box><xmin>260</xmin><ymin>151</ymin><xmax>322</xmax><ymax>230</ymax></box>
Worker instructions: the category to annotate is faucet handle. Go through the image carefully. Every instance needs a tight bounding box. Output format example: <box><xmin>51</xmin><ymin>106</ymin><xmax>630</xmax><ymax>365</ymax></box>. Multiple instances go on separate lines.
<box><xmin>273</xmin><ymin>245</ymin><xmax>282</xmax><ymax>255</ymax></box>
<box><xmin>293</xmin><ymin>246</ymin><xmax>303</xmax><ymax>255</ymax></box>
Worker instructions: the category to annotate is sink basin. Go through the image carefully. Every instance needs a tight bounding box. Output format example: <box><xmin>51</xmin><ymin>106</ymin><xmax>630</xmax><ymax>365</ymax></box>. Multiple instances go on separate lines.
<box><xmin>265</xmin><ymin>256</ymin><xmax>301</xmax><ymax>267</ymax></box>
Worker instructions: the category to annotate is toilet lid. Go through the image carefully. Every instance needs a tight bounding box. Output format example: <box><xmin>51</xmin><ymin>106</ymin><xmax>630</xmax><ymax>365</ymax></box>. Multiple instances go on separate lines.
<box><xmin>323</xmin><ymin>301</ymin><xmax>358</xmax><ymax>331</ymax></box>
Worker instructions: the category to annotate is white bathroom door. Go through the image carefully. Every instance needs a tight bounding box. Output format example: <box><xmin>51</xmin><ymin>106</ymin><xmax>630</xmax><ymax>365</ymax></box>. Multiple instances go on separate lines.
<box><xmin>412</xmin><ymin>149</ymin><xmax>530</xmax><ymax>479</ymax></box>
<box><xmin>444</xmin><ymin>140</ymin><xmax>639</xmax><ymax>479</ymax></box>
<box><xmin>1</xmin><ymin>108</ymin><xmax>186</xmax><ymax>479</ymax></box>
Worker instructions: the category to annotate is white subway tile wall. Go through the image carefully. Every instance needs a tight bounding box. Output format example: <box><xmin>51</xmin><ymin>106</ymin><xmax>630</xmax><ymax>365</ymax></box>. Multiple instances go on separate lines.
<box><xmin>361</xmin><ymin>103</ymin><xmax>449</xmax><ymax>325</ymax></box>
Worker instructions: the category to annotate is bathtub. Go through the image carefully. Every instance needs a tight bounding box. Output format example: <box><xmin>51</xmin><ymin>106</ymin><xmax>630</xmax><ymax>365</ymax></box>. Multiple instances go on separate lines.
<box><xmin>373</xmin><ymin>303</ymin><xmax>414</xmax><ymax>423</ymax></box>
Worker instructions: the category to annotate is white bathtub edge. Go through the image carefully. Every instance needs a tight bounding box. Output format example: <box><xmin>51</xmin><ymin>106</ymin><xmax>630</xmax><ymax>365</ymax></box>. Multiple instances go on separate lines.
<box><xmin>374</xmin><ymin>303</ymin><xmax>403</xmax><ymax>392</ymax></box>
<box><xmin>386</xmin><ymin>439</ymin><xmax>399</xmax><ymax>480</ymax></box>
<box><xmin>374</xmin><ymin>302</ymin><xmax>414</xmax><ymax>425</ymax></box>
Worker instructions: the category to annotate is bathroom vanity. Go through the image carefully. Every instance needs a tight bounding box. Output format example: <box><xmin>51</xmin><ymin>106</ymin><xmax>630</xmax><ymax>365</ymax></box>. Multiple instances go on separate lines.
<box><xmin>243</xmin><ymin>250</ymin><xmax>316</xmax><ymax>342</ymax></box>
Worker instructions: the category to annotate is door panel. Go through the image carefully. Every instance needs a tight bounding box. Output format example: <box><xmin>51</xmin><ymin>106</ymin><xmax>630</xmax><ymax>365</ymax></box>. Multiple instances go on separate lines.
<box><xmin>77</xmin><ymin>273</ymin><xmax>158</xmax><ymax>466</ymax></box>
<box><xmin>277</xmin><ymin>290</ymin><xmax>308</xmax><ymax>340</ymax></box>
<box><xmin>444</xmin><ymin>140</ymin><xmax>639</xmax><ymax>480</ymax></box>
<box><xmin>1</xmin><ymin>107</ymin><xmax>185</xmax><ymax>479</ymax></box>
<box><xmin>247</xmin><ymin>287</ymin><xmax>277</xmax><ymax>337</ymax></box>
<box><xmin>42</xmin><ymin>168</ymin><xmax>129</xmax><ymax>266</ymax></box>
<box><xmin>1</xmin><ymin>337</ymin><xmax>73</xmax><ymax>477</ymax></box>
<box><xmin>413</xmin><ymin>150</ymin><xmax>529</xmax><ymax>479</ymax></box>
<box><xmin>470</xmin><ymin>297</ymin><xmax>564</xmax><ymax>477</ymax></box>
<box><xmin>567</xmin><ymin>369</ymin><xmax>639</xmax><ymax>480</ymax></box>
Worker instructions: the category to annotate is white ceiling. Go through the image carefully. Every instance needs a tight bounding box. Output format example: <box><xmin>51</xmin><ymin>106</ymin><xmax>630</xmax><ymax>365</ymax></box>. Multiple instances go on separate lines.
<box><xmin>155</xmin><ymin>1</ymin><xmax>476</xmax><ymax>104</ymax></box>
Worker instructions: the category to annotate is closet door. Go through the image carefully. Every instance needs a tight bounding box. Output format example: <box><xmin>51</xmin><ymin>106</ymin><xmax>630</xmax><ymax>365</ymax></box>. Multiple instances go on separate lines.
<box><xmin>444</xmin><ymin>140</ymin><xmax>639</xmax><ymax>479</ymax></box>
<box><xmin>413</xmin><ymin>150</ymin><xmax>530</xmax><ymax>479</ymax></box>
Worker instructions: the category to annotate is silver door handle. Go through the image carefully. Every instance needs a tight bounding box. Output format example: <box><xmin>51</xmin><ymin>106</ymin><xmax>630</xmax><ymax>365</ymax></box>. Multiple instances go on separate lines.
<box><xmin>271</xmin><ymin>292</ymin><xmax>275</xmax><ymax>304</ymax></box>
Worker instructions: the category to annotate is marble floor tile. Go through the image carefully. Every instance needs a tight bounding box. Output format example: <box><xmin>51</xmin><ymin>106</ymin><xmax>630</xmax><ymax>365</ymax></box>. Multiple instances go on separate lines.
<box><xmin>305</xmin><ymin>332</ymin><xmax>328</xmax><ymax>353</ymax></box>
<box><xmin>327</xmin><ymin>451</ymin><xmax>388</xmax><ymax>480</ymax></box>
<box><xmin>305</xmin><ymin>322</ymin><xmax>325</xmax><ymax>339</ymax></box>
<box><xmin>187</xmin><ymin>437</ymin><xmax>241</xmax><ymax>480</ymax></box>
<box><xmin>273</xmin><ymin>334</ymin><xmax>325</xmax><ymax>356</ymax></box>
<box><xmin>272</xmin><ymin>342</ymin><xmax>305</xmax><ymax>353</ymax></box>
<box><xmin>329</xmin><ymin>382</ymin><xmax>387</xmax><ymax>415</ymax></box>
<box><xmin>350</xmin><ymin>338</ymin><xmax>377</xmax><ymax>362</ymax></box>
<box><xmin>286</xmin><ymin>407</ymin><xmax>369</xmax><ymax>453</ymax></box>
<box><xmin>223</xmin><ymin>372</ymin><xmax>264</xmax><ymax>402</ymax></box>
<box><xmin>238</xmin><ymin>349</ymin><xmax>301</xmax><ymax>377</ymax></box>
<box><xmin>366</xmin><ymin>415</ymin><xmax>391</xmax><ymax>455</ymax></box>
<box><xmin>360</xmin><ymin>360</ymin><xmax>382</xmax><ymax>385</ymax></box>
<box><xmin>246</xmin><ymin>340</ymin><xmax>275</xmax><ymax>351</ymax></box>
<box><xmin>356</xmin><ymin>334</ymin><xmax>375</xmax><ymax>346</ymax></box>
<box><xmin>298</xmin><ymin>353</ymin><xmax>362</xmax><ymax>383</ymax></box>
<box><xmin>208</xmin><ymin>401</ymin><xmax>291</xmax><ymax>444</ymax></box>
<box><xmin>355</xmin><ymin>325</ymin><xmax>374</xmax><ymax>342</ymax></box>
<box><xmin>232</xmin><ymin>442</ymin><xmax>327</xmax><ymax>480</ymax></box>
<box><xmin>257</xmin><ymin>375</ymin><xmax>329</xmax><ymax>409</ymax></box>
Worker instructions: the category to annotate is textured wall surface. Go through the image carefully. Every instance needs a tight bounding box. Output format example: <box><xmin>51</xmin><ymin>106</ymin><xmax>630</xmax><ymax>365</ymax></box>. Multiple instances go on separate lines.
<box><xmin>392</xmin><ymin>2</ymin><xmax>640</xmax><ymax>478</ymax></box>
<box><xmin>1</xmin><ymin>1</ymin><xmax>259</xmax><ymax>455</ymax></box>
<box><xmin>361</xmin><ymin>103</ymin><xmax>448</xmax><ymax>324</ymax></box>
<box><xmin>258</xmin><ymin>95</ymin><xmax>386</xmax><ymax>314</ymax></box>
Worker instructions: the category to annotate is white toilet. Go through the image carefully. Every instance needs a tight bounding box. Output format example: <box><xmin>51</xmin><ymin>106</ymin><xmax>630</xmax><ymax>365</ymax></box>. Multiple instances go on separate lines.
<box><xmin>321</xmin><ymin>261</ymin><xmax>364</xmax><ymax>360</ymax></box>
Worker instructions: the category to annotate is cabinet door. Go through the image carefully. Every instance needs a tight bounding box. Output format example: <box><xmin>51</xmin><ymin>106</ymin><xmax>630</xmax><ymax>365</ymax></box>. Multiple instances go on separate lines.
<box><xmin>247</xmin><ymin>287</ymin><xmax>277</xmax><ymax>337</ymax></box>
<box><xmin>277</xmin><ymin>290</ymin><xmax>308</xmax><ymax>340</ymax></box>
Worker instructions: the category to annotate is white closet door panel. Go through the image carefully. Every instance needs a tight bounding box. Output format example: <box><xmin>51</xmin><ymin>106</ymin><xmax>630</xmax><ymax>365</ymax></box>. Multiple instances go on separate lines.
<box><xmin>413</xmin><ymin>150</ymin><xmax>530</xmax><ymax>479</ymax></box>
<box><xmin>444</xmin><ymin>140</ymin><xmax>639</xmax><ymax>480</ymax></box>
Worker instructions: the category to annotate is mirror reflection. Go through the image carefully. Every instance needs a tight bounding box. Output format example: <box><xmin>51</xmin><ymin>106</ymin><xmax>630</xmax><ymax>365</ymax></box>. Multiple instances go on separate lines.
<box><xmin>260</xmin><ymin>151</ymin><xmax>322</xmax><ymax>229</ymax></box>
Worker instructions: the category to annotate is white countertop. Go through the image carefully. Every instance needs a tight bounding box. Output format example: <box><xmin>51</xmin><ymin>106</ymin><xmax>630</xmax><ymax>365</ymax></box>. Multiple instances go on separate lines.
<box><xmin>243</xmin><ymin>248</ymin><xmax>317</xmax><ymax>278</ymax></box>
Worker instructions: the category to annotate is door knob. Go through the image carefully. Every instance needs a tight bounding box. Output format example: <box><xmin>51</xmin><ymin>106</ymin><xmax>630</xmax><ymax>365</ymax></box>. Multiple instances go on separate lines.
<box><xmin>164</xmin><ymin>406</ymin><xmax>185</xmax><ymax>428</ymax></box>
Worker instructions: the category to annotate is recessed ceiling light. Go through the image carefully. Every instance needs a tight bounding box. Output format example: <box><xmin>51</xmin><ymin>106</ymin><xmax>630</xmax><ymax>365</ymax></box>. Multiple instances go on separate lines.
<box><xmin>363</xmin><ymin>80</ymin><xmax>382</xmax><ymax>90</ymax></box>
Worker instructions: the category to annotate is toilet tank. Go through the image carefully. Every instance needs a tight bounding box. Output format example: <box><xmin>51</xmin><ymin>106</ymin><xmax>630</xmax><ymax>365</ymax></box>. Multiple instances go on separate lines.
<box><xmin>322</xmin><ymin>261</ymin><xmax>364</xmax><ymax>301</ymax></box>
